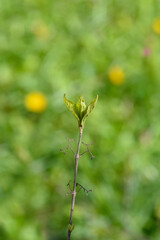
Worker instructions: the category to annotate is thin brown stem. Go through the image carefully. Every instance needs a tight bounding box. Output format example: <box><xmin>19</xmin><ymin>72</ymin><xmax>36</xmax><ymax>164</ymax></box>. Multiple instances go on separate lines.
<box><xmin>68</xmin><ymin>126</ymin><xmax>83</xmax><ymax>240</ymax></box>
<box><xmin>76</xmin><ymin>182</ymin><xmax>92</xmax><ymax>195</ymax></box>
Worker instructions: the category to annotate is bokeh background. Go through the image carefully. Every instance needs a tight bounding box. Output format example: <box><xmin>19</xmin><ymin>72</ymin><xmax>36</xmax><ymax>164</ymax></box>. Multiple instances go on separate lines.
<box><xmin>1</xmin><ymin>0</ymin><xmax>160</xmax><ymax>239</ymax></box>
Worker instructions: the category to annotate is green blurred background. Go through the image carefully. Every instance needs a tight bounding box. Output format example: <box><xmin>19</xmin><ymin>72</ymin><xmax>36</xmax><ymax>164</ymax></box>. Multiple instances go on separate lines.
<box><xmin>1</xmin><ymin>0</ymin><xmax>160</xmax><ymax>239</ymax></box>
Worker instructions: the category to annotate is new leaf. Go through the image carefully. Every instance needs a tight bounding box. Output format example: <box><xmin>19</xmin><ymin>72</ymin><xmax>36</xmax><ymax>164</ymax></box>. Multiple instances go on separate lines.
<box><xmin>64</xmin><ymin>94</ymin><xmax>98</xmax><ymax>127</ymax></box>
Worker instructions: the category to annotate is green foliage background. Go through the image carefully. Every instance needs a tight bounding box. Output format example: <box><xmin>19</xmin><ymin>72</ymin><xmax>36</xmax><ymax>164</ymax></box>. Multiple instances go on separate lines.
<box><xmin>1</xmin><ymin>0</ymin><xmax>160</xmax><ymax>239</ymax></box>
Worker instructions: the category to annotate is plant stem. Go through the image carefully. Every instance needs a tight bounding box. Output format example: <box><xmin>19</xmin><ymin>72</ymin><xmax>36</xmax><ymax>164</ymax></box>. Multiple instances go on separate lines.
<box><xmin>68</xmin><ymin>126</ymin><xmax>83</xmax><ymax>240</ymax></box>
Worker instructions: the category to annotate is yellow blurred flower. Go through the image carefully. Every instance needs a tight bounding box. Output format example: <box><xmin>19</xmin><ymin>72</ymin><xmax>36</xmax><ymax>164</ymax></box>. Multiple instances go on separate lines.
<box><xmin>33</xmin><ymin>22</ymin><xmax>50</xmax><ymax>40</ymax></box>
<box><xmin>152</xmin><ymin>18</ymin><xmax>160</xmax><ymax>34</ymax></box>
<box><xmin>108</xmin><ymin>66</ymin><xmax>125</xmax><ymax>85</ymax></box>
<box><xmin>25</xmin><ymin>92</ymin><xmax>47</xmax><ymax>113</ymax></box>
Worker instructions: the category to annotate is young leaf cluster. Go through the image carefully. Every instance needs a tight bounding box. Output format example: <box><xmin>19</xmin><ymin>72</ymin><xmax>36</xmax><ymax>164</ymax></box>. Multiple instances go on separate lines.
<box><xmin>64</xmin><ymin>94</ymin><xmax>98</xmax><ymax>127</ymax></box>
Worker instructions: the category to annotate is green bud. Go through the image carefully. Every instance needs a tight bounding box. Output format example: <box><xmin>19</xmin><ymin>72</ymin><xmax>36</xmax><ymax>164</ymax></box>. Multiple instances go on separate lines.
<box><xmin>68</xmin><ymin>224</ymin><xmax>72</xmax><ymax>232</ymax></box>
<box><xmin>64</xmin><ymin>94</ymin><xmax>98</xmax><ymax>127</ymax></box>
